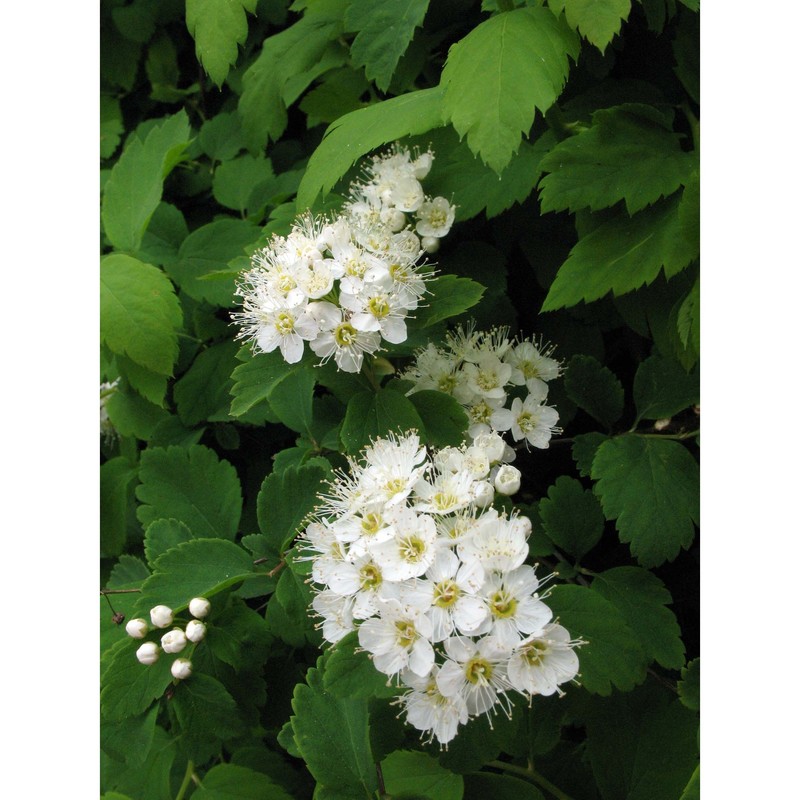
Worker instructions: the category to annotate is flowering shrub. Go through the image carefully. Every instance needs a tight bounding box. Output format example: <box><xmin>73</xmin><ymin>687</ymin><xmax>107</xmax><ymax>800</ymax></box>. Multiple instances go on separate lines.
<box><xmin>100</xmin><ymin>1</ymin><xmax>700</xmax><ymax>798</ymax></box>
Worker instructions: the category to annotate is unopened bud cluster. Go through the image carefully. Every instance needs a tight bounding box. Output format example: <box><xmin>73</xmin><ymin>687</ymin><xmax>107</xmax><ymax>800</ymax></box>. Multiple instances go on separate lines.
<box><xmin>232</xmin><ymin>145</ymin><xmax>455</xmax><ymax>373</ymax></box>
<box><xmin>402</xmin><ymin>325</ymin><xmax>562</xmax><ymax>449</ymax></box>
<box><xmin>301</xmin><ymin>432</ymin><xmax>581</xmax><ymax>746</ymax></box>
<box><xmin>126</xmin><ymin>597</ymin><xmax>210</xmax><ymax>680</ymax></box>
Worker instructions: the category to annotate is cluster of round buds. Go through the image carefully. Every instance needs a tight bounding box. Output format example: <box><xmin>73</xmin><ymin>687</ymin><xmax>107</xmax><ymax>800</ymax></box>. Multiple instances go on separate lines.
<box><xmin>100</xmin><ymin>379</ymin><xmax>120</xmax><ymax>443</ymax></box>
<box><xmin>232</xmin><ymin>145</ymin><xmax>455</xmax><ymax>373</ymax></box>
<box><xmin>402</xmin><ymin>325</ymin><xmax>563</xmax><ymax>448</ymax></box>
<box><xmin>126</xmin><ymin>597</ymin><xmax>211</xmax><ymax>680</ymax></box>
<box><xmin>300</xmin><ymin>432</ymin><xmax>581</xmax><ymax>746</ymax></box>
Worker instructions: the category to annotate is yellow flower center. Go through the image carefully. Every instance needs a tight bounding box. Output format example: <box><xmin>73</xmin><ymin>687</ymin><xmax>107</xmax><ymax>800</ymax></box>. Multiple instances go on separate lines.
<box><xmin>275</xmin><ymin>312</ymin><xmax>295</xmax><ymax>335</ymax></box>
<box><xmin>465</xmin><ymin>657</ymin><xmax>493</xmax><ymax>685</ymax></box>
<box><xmin>522</xmin><ymin>639</ymin><xmax>549</xmax><ymax>667</ymax></box>
<box><xmin>359</xmin><ymin>563</ymin><xmax>382</xmax><ymax>590</ymax></box>
<box><xmin>398</xmin><ymin>535</ymin><xmax>427</xmax><ymax>562</ymax></box>
<box><xmin>334</xmin><ymin>322</ymin><xmax>357</xmax><ymax>347</ymax></box>
<box><xmin>395</xmin><ymin>620</ymin><xmax>417</xmax><ymax>649</ymax></box>
<box><xmin>360</xmin><ymin>513</ymin><xmax>383</xmax><ymax>535</ymax></box>
<box><xmin>368</xmin><ymin>296</ymin><xmax>390</xmax><ymax>319</ymax></box>
<box><xmin>489</xmin><ymin>590</ymin><xmax>518</xmax><ymax>619</ymax></box>
<box><xmin>517</xmin><ymin>411</ymin><xmax>537</xmax><ymax>433</ymax></box>
<box><xmin>433</xmin><ymin>579</ymin><xmax>461</xmax><ymax>608</ymax></box>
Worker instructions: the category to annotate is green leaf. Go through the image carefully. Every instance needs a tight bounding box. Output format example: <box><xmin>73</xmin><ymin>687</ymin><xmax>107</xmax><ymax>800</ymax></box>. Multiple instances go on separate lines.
<box><xmin>136</xmin><ymin>445</ymin><xmax>242</xmax><ymax>539</ymax></box>
<box><xmin>167</xmin><ymin>218</ymin><xmax>260</xmax><ymax>307</ymax></box>
<box><xmin>101</xmin><ymin>706</ymin><xmax>158</xmax><ymax>765</ymax></box>
<box><xmin>538</xmin><ymin>105</ymin><xmax>692</xmax><ymax>215</ymax></box>
<box><xmin>256</xmin><ymin>462</ymin><xmax>330</xmax><ymax>559</ymax></box>
<box><xmin>678</xmin><ymin>658</ymin><xmax>699</xmax><ymax>711</ymax></box>
<box><xmin>199</xmin><ymin>112</ymin><xmax>246</xmax><ymax>161</ymax></box>
<box><xmin>116</xmin><ymin>354</ymin><xmax>168</xmax><ymax>407</ymax></box>
<box><xmin>239</xmin><ymin>1</ymin><xmax>346</xmax><ymax>152</ymax></box>
<box><xmin>542</xmin><ymin>194</ymin><xmax>698</xmax><ymax>311</ymax></box>
<box><xmin>563</xmin><ymin>355</ymin><xmax>623</xmax><ymax>428</ymax></box>
<box><xmin>101</xmin><ymin>95</ymin><xmax>124</xmax><ymax>159</ymax></box>
<box><xmin>136</xmin><ymin>202</ymin><xmax>189</xmax><ymax>270</ymax></box>
<box><xmin>134</xmin><ymin>538</ymin><xmax>254</xmax><ymax>615</ymax></box>
<box><xmin>143</xmin><ymin>518</ymin><xmax>194</xmax><ymax>568</ymax></box>
<box><xmin>186</xmin><ymin>0</ymin><xmax>257</xmax><ymax>87</ymax></box>
<box><xmin>296</xmin><ymin>86</ymin><xmax>445</xmax><ymax>208</ymax></box>
<box><xmin>212</xmin><ymin>155</ymin><xmax>274</xmax><ymax>214</ymax></box>
<box><xmin>173</xmin><ymin>673</ymin><xmax>246</xmax><ymax>762</ymax></box>
<box><xmin>323</xmin><ymin>632</ymin><xmax>397</xmax><ymax>699</ymax></box>
<box><xmin>633</xmin><ymin>354</ymin><xmax>699</xmax><ymax>421</ymax></box>
<box><xmin>105</xmin><ymin>386</ymin><xmax>171</xmax><ymax>441</ymax></box>
<box><xmin>673</xmin><ymin>7</ymin><xmax>699</xmax><ymax>103</ymax></box>
<box><xmin>539</xmin><ymin>476</ymin><xmax>604</xmax><ymax>560</ymax></box>
<box><xmin>101</xmin><ymin>457</ymin><xmax>138</xmax><ymax>558</ymax></box>
<box><xmin>340</xmin><ymin>388</ymin><xmax>426</xmax><ymax>454</ymax></box>
<box><xmin>591</xmin><ymin>435</ymin><xmax>699</xmax><ymax>566</ymax></box>
<box><xmin>546</xmin><ymin>584</ymin><xmax>648</xmax><ymax>695</ymax></box>
<box><xmin>101</xmin><ymin>726</ymin><xmax>176</xmax><ymax>800</ymax></box>
<box><xmin>300</xmin><ymin>67</ymin><xmax>371</xmax><ymax>126</ymax></box>
<box><xmin>102</xmin><ymin>111</ymin><xmax>192</xmax><ymax>252</ymax></box>
<box><xmin>268</xmin><ymin>365</ymin><xmax>316</xmax><ymax>435</ymax></box>
<box><xmin>592</xmin><ymin>566</ymin><xmax>685</xmax><ymax>670</ymax></box>
<box><xmin>408</xmin><ymin>390</ymin><xmax>469</xmax><ymax>447</ymax></box>
<box><xmin>345</xmin><ymin>0</ymin><xmax>430</xmax><ymax>92</ymax></box>
<box><xmin>100</xmin><ymin>638</ymin><xmax>174</xmax><ymax>721</ymax></box>
<box><xmin>174</xmin><ymin>340</ymin><xmax>240</xmax><ymax>426</ymax></box>
<box><xmin>415</xmin><ymin>275</ymin><xmax>486</xmax><ymax>327</ymax></box>
<box><xmin>100</xmin><ymin>254</ymin><xmax>183</xmax><ymax>376</ymax></box>
<box><xmin>438</xmin><ymin>711</ymin><xmax>520</xmax><ymax>774</ymax></box>
<box><xmin>463</xmin><ymin>773</ymin><xmax>544</xmax><ymax>800</ymax></box>
<box><xmin>382</xmin><ymin>751</ymin><xmax>463</xmax><ymax>800</ymax></box>
<box><xmin>193</xmin><ymin>764</ymin><xmax>294</xmax><ymax>800</ymax></box>
<box><xmin>108</xmin><ymin>554</ymin><xmax>151</xmax><ymax>588</ymax></box>
<box><xmin>679</xmin><ymin>764</ymin><xmax>700</xmax><ymax>800</ymax></box>
<box><xmin>548</xmin><ymin>0</ymin><xmax>632</xmax><ymax>52</ymax></box>
<box><xmin>583</xmin><ymin>682</ymin><xmax>699</xmax><ymax>800</ymax></box>
<box><xmin>571</xmin><ymin>432</ymin><xmax>608</xmax><ymax>478</ymax></box>
<box><xmin>230</xmin><ymin>347</ymin><xmax>293</xmax><ymax>417</ymax></box>
<box><xmin>440</xmin><ymin>7</ymin><xmax>579</xmax><ymax>173</ymax></box>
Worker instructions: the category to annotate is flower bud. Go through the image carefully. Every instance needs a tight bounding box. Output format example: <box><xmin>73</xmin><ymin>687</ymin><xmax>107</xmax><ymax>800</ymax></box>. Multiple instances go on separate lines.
<box><xmin>136</xmin><ymin>642</ymin><xmax>160</xmax><ymax>665</ymax></box>
<box><xmin>189</xmin><ymin>597</ymin><xmax>211</xmax><ymax>619</ymax></box>
<box><xmin>412</xmin><ymin>152</ymin><xmax>433</xmax><ymax>179</ymax></box>
<box><xmin>171</xmin><ymin>658</ymin><xmax>193</xmax><ymax>680</ymax></box>
<box><xmin>473</xmin><ymin>480</ymin><xmax>495</xmax><ymax>508</ymax></box>
<box><xmin>161</xmin><ymin>628</ymin><xmax>188</xmax><ymax>654</ymax></box>
<box><xmin>511</xmin><ymin>515</ymin><xmax>532</xmax><ymax>539</ymax></box>
<box><xmin>185</xmin><ymin>620</ymin><xmax>206</xmax><ymax>643</ymax></box>
<box><xmin>473</xmin><ymin>432</ymin><xmax>506</xmax><ymax>464</ymax></box>
<box><xmin>125</xmin><ymin>618</ymin><xmax>149</xmax><ymax>639</ymax></box>
<box><xmin>421</xmin><ymin>236</ymin><xmax>440</xmax><ymax>254</ymax></box>
<box><xmin>653</xmin><ymin>418</ymin><xmax>671</xmax><ymax>431</ymax></box>
<box><xmin>381</xmin><ymin>208</ymin><xmax>406</xmax><ymax>232</ymax></box>
<box><xmin>150</xmin><ymin>605</ymin><xmax>174</xmax><ymax>629</ymax></box>
<box><xmin>494</xmin><ymin>465</ymin><xmax>522</xmax><ymax>496</ymax></box>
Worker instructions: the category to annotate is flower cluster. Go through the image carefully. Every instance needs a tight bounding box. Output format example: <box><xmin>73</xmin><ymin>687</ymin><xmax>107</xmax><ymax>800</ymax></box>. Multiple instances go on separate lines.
<box><xmin>232</xmin><ymin>145</ymin><xmax>456</xmax><ymax>373</ymax></box>
<box><xmin>301</xmin><ymin>432</ymin><xmax>581</xmax><ymax>746</ymax></box>
<box><xmin>402</xmin><ymin>325</ymin><xmax>563</xmax><ymax>448</ymax></box>
<box><xmin>126</xmin><ymin>597</ymin><xmax>211</xmax><ymax>680</ymax></box>
<box><xmin>100</xmin><ymin>379</ymin><xmax>119</xmax><ymax>443</ymax></box>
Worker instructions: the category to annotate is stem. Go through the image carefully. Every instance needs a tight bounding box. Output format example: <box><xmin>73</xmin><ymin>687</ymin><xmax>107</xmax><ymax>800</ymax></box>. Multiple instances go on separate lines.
<box><xmin>100</xmin><ymin>588</ymin><xmax>142</xmax><ymax>595</ymax></box>
<box><xmin>268</xmin><ymin>560</ymin><xmax>287</xmax><ymax>578</ymax></box>
<box><xmin>635</xmin><ymin>429</ymin><xmax>699</xmax><ymax>441</ymax></box>
<box><xmin>487</xmin><ymin>761</ymin><xmax>576</xmax><ymax>800</ymax></box>
<box><xmin>175</xmin><ymin>759</ymin><xmax>195</xmax><ymax>800</ymax></box>
<box><xmin>376</xmin><ymin>761</ymin><xmax>386</xmax><ymax>797</ymax></box>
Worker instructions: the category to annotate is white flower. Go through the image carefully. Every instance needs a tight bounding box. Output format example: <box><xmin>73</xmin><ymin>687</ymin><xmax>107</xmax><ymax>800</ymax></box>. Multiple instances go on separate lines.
<box><xmin>414</xmin><ymin>469</ymin><xmax>477</xmax><ymax>515</ymax></box>
<box><xmin>423</xmin><ymin>549</ymin><xmax>487</xmax><ymax>641</ymax></box>
<box><xmin>389</xmin><ymin>176</ymin><xmax>425</xmax><ymax>212</ymax></box>
<box><xmin>457</xmin><ymin>512</ymin><xmax>529</xmax><ymax>574</ymax></box>
<box><xmin>189</xmin><ymin>597</ymin><xmax>211</xmax><ymax>619</ymax></box>
<box><xmin>150</xmin><ymin>605</ymin><xmax>174</xmax><ymax>629</ymax></box>
<box><xmin>421</xmin><ymin>236</ymin><xmax>440</xmax><ymax>254</ymax></box>
<box><xmin>400</xmin><ymin>665</ymin><xmax>469</xmax><ymax>746</ymax></box>
<box><xmin>100</xmin><ymin>379</ymin><xmax>120</xmax><ymax>442</ymax></box>
<box><xmin>472</xmin><ymin>480</ymin><xmax>495</xmax><ymax>508</ymax></box>
<box><xmin>254</xmin><ymin>298</ymin><xmax>320</xmax><ymax>364</ymax></box>
<box><xmin>125</xmin><ymin>618</ymin><xmax>149</xmax><ymax>639</ymax></box>
<box><xmin>466</xmin><ymin>396</ymin><xmax>506</xmax><ymax>439</ymax></box>
<box><xmin>360</xmin><ymin>432</ymin><xmax>428</xmax><ymax>507</ymax></box>
<box><xmin>494</xmin><ymin>465</ymin><xmax>521</xmax><ymax>496</ymax></box>
<box><xmin>136</xmin><ymin>642</ymin><xmax>160</xmax><ymax>665</ymax></box>
<box><xmin>462</xmin><ymin>353</ymin><xmax>512</xmax><ymax>401</ymax></box>
<box><xmin>472</xmin><ymin>431</ymin><xmax>510</xmax><ymax>465</ymax></box>
<box><xmin>491</xmin><ymin>394</ymin><xmax>560</xmax><ymax>449</ymax></box>
<box><xmin>507</xmin><ymin>624</ymin><xmax>581</xmax><ymax>697</ymax></box>
<box><xmin>185</xmin><ymin>620</ymin><xmax>206</xmax><ymax>643</ymax></box>
<box><xmin>370</xmin><ymin>508</ymin><xmax>438</xmax><ymax>581</ymax></box>
<box><xmin>171</xmin><ymin>658</ymin><xmax>193</xmax><ymax>680</ymax></box>
<box><xmin>309</xmin><ymin>302</ymin><xmax>381</xmax><ymax>373</ymax></box>
<box><xmin>312</xmin><ymin>590</ymin><xmax>356</xmax><ymax>643</ymax></box>
<box><xmin>161</xmin><ymin>628</ymin><xmax>188</xmax><ymax>654</ymax></box>
<box><xmin>339</xmin><ymin>279</ymin><xmax>411</xmax><ymax>344</ymax></box>
<box><xmin>505</xmin><ymin>340</ymin><xmax>561</xmax><ymax>394</ymax></box>
<box><xmin>415</xmin><ymin>197</ymin><xmax>456</xmax><ymax>239</ymax></box>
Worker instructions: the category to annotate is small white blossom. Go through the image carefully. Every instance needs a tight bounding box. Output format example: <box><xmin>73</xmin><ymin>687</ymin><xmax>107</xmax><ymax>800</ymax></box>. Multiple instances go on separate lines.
<box><xmin>150</xmin><ymin>605</ymin><xmax>174</xmax><ymax>629</ymax></box>
<box><xmin>136</xmin><ymin>642</ymin><xmax>160</xmax><ymax>665</ymax></box>
<box><xmin>125</xmin><ymin>618</ymin><xmax>149</xmax><ymax>639</ymax></box>
<box><xmin>189</xmin><ymin>597</ymin><xmax>211</xmax><ymax>619</ymax></box>
<box><xmin>494</xmin><ymin>465</ymin><xmax>521</xmax><ymax>496</ymax></box>
<box><xmin>415</xmin><ymin>197</ymin><xmax>455</xmax><ymax>239</ymax></box>
<box><xmin>161</xmin><ymin>628</ymin><xmax>188</xmax><ymax>654</ymax></box>
<box><xmin>491</xmin><ymin>395</ymin><xmax>561</xmax><ymax>449</ymax></box>
<box><xmin>507</xmin><ymin>624</ymin><xmax>581</xmax><ymax>697</ymax></box>
<box><xmin>171</xmin><ymin>658</ymin><xmax>193</xmax><ymax>680</ymax></box>
<box><xmin>185</xmin><ymin>620</ymin><xmax>206</xmax><ymax>643</ymax></box>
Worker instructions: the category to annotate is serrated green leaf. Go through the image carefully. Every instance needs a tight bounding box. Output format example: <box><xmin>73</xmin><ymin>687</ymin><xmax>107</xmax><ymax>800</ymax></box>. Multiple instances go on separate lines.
<box><xmin>297</xmin><ymin>89</ymin><xmax>445</xmax><ymax>209</ymax></box>
<box><xmin>539</xmin><ymin>105</ymin><xmax>692</xmax><ymax>215</ymax></box>
<box><xmin>256</xmin><ymin>462</ymin><xmax>330</xmax><ymax>559</ymax></box>
<box><xmin>268</xmin><ymin>365</ymin><xmax>316</xmax><ymax>434</ymax></box>
<box><xmin>239</xmin><ymin>1</ymin><xmax>346</xmax><ymax>152</ymax></box>
<box><xmin>542</xmin><ymin>194</ymin><xmax>698</xmax><ymax>311</ymax></box>
<box><xmin>563</xmin><ymin>355</ymin><xmax>623</xmax><ymax>428</ymax></box>
<box><xmin>101</xmin><ymin>254</ymin><xmax>183</xmax><ymax>376</ymax></box>
<box><xmin>546</xmin><ymin>584</ymin><xmax>648</xmax><ymax>695</ymax></box>
<box><xmin>105</xmin><ymin>388</ymin><xmax>171</xmax><ymax>441</ymax></box>
<box><xmin>673</xmin><ymin>8</ymin><xmax>699</xmax><ymax>103</ymax></box>
<box><xmin>548</xmin><ymin>0</ymin><xmax>631</xmax><ymax>52</ymax></box>
<box><xmin>143</xmin><ymin>518</ymin><xmax>194</xmax><ymax>568</ymax></box>
<box><xmin>382</xmin><ymin>751</ymin><xmax>463</xmax><ymax>800</ymax></box>
<box><xmin>345</xmin><ymin>0</ymin><xmax>430</xmax><ymax>92</ymax></box>
<box><xmin>193</xmin><ymin>764</ymin><xmax>295</xmax><ymax>800</ymax></box>
<box><xmin>340</xmin><ymin>388</ymin><xmax>425</xmax><ymax>454</ymax></box>
<box><xmin>592</xmin><ymin>566</ymin><xmax>685</xmax><ymax>670</ymax></box>
<box><xmin>102</xmin><ymin>111</ymin><xmax>192</xmax><ymax>252</ymax></box>
<box><xmin>186</xmin><ymin>0</ymin><xmax>257</xmax><ymax>87</ymax></box>
<box><xmin>408</xmin><ymin>390</ymin><xmax>469</xmax><ymax>447</ymax></box>
<box><xmin>679</xmin><ymin>764</ymin><xmax>700</xmax><ymax>800</ymax></box>
<box><xmin>174</xmin><ymin>340</ymin><xmax>240</xmax><ymax>426</ymax></box>
<box><xmin>323</xmin><ymin>632</ymin><xmax>397</xmax><ymax>699</ymax></box>
<box><xmin>135</xmin><ymin>538</ymin><xmax>254</xmax><ymax>615</ymax></box>
<box><xmin>136</xmin><ymin>202</ymin><xmax>189</xmax><ymax>270</ymax></box>
<box><xmin>633</xmin><ymin>353</ymin><xmax>699</xmax><ymax>421</ymax></box>
<box><xmin>136</xmin><ymin>445</ymin><xmax>242</xmax><ymax>539</ymax></box>
<box><xmin>676</xmin><ymin>278</ymin><xmax>699</xmax><ymax>353</ymax></box>
<box><xmin>100</xmin><ymin>95</ymin><xmax>124</xmax><ymax>159</ymax></box>
<box><xmin>199</xmin><ymin>112</ymin><xmax>246</xmax><ymax>161</ymax></box>
<box><xmin>212</xmin><ymin>155</ymin><xmax>274</xmax><ymax>214</ymax></box>
<box><xmin>591</xmin><ymin>434</ymin><xmax>698</xmax><ymax>566</ymax></box>
<box><xmin>441</xmin><ymin>7</ymin><xmax>579</xmax><ymax>173</ymax></box>
<box><xmin>678</xmin><ymin>658</ymin><xmax>699</xmax><ymax>710</ymax></box>
<box><xmin>539</xmin><ymin>476</ymin><xmax>604</xmax><ymax>560</ymax></box>
<box><xmin>108</xmin><ymin>555</ymin><xmax>151</xmax><ymax>589</ymax></box>
<box><xmin>101</xmin><ymin>457</ymin><xmax>138</xmax><ymax>558</ymax></box>
<box><xmin>100</xmin><ymin>638</ymin><xmax>175</xmax><ymax>721</ymax></box>
<box><xmin>101</xmin><ymin>705</ymin><xmax>158</xmax><ymax>765</ymax></box>
<box><xmin>291</xmin><ymin>665</ymin><xmax>377</xmax><ymax>797</ymax></box>
<box><xmin>463</xmin><ymin>773</ymin><xmax>545</xmax><ymax>800</ymax></box>
<box><xmin>230</xmin><ymin>347</ymin><xmax>294</xmax><ymax>417</ymax></box>
<box><xmin>438</xmin><ymin>711</ymin><xmax>520</xmax><ymax>774</ymax></box>
<box><xmin>167</xmin><ymin>218</ymin><xmax>259</xmax><ymax>307</ymax></box>
<box><xmin>300</xmin><ymin>67</ymin><xmax>370</xmax><ymax>126</ymax></box>
<box><xmin>101</xmin><ymin>726</ymin><xmax>176</xmax><ymax>800</ymax></box>
<box><xmin>116</xmin><ymin>354</ymin><xmax>168</xmax><ymax>406</ymax></box>
<box><xmin>415</xmin><ymin>275</ymin><xmax>486</xmax><ymax>327</ymax></box>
